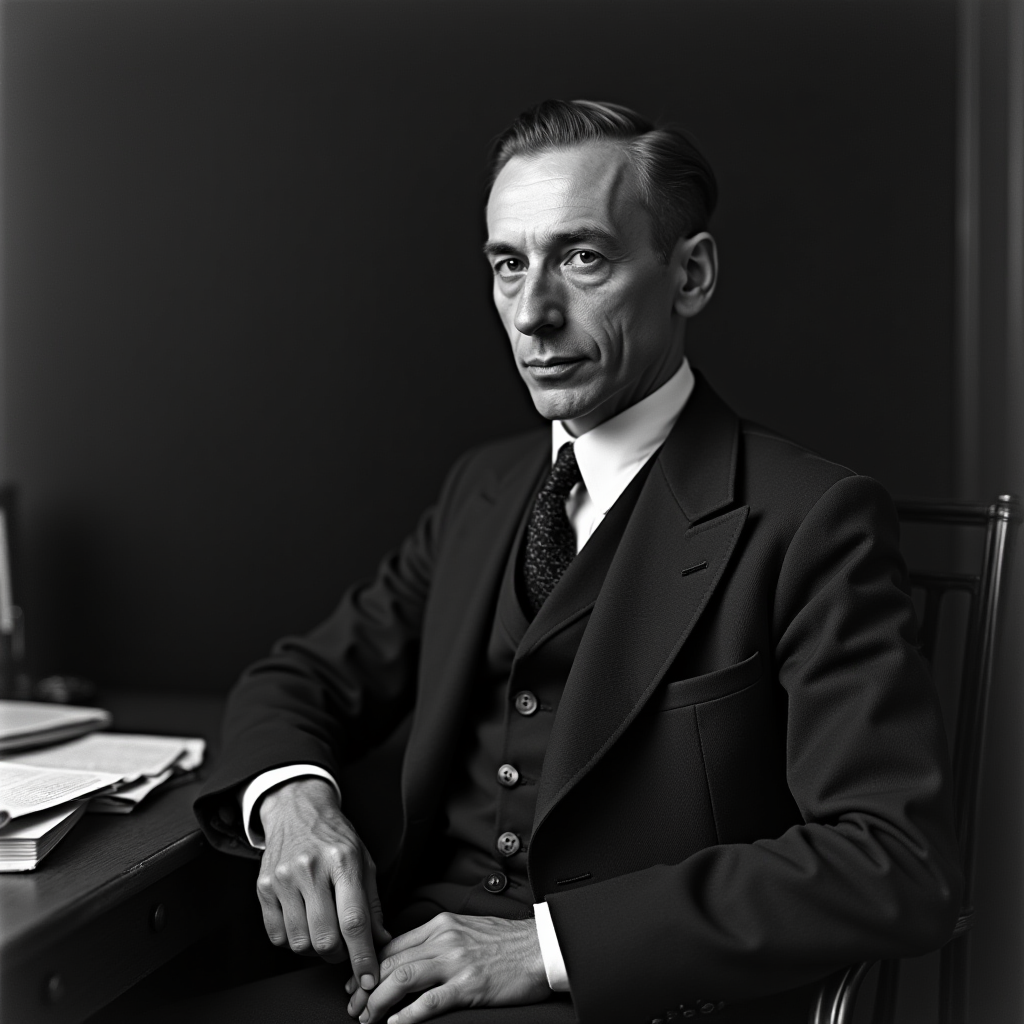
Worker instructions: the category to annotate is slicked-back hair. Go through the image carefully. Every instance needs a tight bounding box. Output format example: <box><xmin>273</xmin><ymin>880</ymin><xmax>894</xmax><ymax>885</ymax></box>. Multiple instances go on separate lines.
<box><xmin>487</xmin><ymin>99</ymin><xmax>718</xmax><ymax>262</ymax></box>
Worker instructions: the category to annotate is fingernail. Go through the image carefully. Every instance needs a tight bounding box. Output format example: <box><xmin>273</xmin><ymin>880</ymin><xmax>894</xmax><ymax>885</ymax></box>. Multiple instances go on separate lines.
<box><xmin>359</xmin><ymin>1013</ymin><xmax>369</xmax><ymax>1024</ymax></box>
<box><xmin>360</xmin><ymin>974</ymin><xmax>375</xmax><ymax>991</ymax></box>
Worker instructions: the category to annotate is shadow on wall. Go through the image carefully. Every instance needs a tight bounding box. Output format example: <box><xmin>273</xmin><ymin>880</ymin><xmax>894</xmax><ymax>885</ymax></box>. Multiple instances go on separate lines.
<box><xmin>2</xmin><ymin>0</ymin><xmax>957</xmax><ymax>692</ymax></box>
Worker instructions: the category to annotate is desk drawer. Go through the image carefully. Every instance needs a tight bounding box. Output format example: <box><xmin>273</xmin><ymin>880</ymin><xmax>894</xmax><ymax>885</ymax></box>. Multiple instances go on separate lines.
<box><xmin>1</xmin><ymin>858</ymin><xmax>222</xmax><ymax>1024</ymax></box>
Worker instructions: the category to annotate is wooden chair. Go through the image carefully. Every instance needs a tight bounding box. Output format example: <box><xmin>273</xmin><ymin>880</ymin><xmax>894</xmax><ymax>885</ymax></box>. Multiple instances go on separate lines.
<box><xmin>810</xmin><ymin>493</ymin><xmax>1021</xmax><ymax>1024</ymax></box>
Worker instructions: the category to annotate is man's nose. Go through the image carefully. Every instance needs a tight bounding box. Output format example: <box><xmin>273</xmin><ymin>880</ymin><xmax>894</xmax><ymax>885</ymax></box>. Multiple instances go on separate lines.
<box><xmin>513</xmin><ymin>269</ymin><xmax>565</xmax><ymax>336</ymax></box>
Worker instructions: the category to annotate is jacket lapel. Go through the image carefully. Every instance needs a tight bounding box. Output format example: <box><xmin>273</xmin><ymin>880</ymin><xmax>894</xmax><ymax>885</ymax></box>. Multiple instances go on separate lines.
<box><xmin>533</xmin><ymin>376</ymin><xmax>749</xmax><ymax>834</ymax></box>
<box><xmin>400</xmin><ymin>435</ymin><xmax>548</xmax><ymax>823</ymax></box>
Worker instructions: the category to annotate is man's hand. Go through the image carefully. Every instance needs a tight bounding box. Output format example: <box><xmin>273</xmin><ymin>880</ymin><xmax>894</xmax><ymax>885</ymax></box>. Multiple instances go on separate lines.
<box><xmin>344</xmin><ymin>914</ymin><xmax>550</xmax><ymax>1023</ymax></box>
<box><xmin>256</xmin><ymin>777</ymin><xmax>390</xmax><ymax>997</ymax></box>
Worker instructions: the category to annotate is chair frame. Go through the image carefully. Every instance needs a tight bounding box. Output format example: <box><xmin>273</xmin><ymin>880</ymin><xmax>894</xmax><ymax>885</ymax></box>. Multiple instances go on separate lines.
<box><xmin>810</xmin><ymin>493</ymin><xmax>1021</xmax><ymax>1024</ymax></box>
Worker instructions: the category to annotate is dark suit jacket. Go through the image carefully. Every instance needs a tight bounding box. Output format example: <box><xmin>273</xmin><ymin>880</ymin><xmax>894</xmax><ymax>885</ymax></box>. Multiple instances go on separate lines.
<box><xmin>196</xmin><ymin>373</ymin><xmax>961</xmax><ymax>1024</ymax></box>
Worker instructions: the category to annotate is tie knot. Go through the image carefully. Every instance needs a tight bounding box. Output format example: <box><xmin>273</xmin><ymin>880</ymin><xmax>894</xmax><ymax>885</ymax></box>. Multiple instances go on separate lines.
<box><xmin>545</xmin><ymin>442</ymin><xmax>582</xmax><ymax>500</ymax></box>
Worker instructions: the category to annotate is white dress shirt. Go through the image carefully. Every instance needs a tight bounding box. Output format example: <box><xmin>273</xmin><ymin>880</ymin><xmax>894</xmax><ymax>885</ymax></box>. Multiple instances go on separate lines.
<box><xmin>239</xmin><ymin>357</ymin><xmax>696</xmax><ymax>993</ymax></box>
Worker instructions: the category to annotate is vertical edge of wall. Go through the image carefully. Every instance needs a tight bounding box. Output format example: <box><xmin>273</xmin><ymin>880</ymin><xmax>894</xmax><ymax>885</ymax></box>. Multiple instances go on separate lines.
<box><xmin>955</xmin><ymin>0</ymin><xmax>981</xmax><ymax>503</ymax></box>
<box><xmin>0</xmin><ymin>0</ymin><xmax>7</xmax><ymax>485</ymax></box>
<box><xmin>960</xmin><ymin>4</ymin><xmax>1024</xmax><ymax>1021</ymax></box>
<box><xmin>1007</xmin><ymin>1</ymin><xmax>1024</xmax><ymax>498</ymax></box>
<box><xmin>1002</xmin><ymin>7</ymin><xmax>1024</xmax><ymax>1021</ymax></box>
<box><xmin>955</xmin><ymin>0</ymin><xmax>1023</xmax><ymax>502</ymax></box>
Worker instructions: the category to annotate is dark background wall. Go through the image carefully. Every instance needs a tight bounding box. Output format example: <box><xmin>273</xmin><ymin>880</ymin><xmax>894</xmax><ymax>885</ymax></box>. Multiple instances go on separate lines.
<box><xmin>4</xmin><ymin>2</ymin><xmax>1024</xmax><ymax>1022</ymax></box>
<box><xmin>2</xmin><ymin>0</ymin><xmax>958</xmax><ymax>694</ymax></box>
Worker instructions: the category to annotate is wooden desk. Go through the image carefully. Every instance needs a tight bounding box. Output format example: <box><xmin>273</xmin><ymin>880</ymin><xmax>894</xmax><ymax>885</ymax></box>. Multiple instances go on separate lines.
<box><xmin>0</xmin><ymin>692</ymin><xmax>248</xmax><ymax>1024</ymax></box>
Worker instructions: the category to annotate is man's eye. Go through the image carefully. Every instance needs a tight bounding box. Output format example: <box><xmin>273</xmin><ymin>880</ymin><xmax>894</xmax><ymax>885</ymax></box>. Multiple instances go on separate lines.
<box><xmin>566</xmin><ymin>250</ymin><xmax>602</xmax><ymax>268</ymax></box>
<box><xmin>496</xmin><ymin>258</ymin><xmax>524</xmax><ymax>276</ymax></box>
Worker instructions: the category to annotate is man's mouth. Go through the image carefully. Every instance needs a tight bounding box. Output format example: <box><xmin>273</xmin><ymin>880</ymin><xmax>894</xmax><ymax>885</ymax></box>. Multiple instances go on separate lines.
<box><xmin>524</xmin><ymin>358</ymin><xmax>584</xmax><ymax>380</ymax></box>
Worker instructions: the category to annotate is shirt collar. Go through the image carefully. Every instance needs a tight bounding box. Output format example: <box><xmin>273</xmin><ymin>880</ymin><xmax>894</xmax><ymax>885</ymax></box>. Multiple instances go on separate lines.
<box><xmin>551</xmin><ymin>357</ymin><xmax>695</xmax><ymax>514</ymax></box>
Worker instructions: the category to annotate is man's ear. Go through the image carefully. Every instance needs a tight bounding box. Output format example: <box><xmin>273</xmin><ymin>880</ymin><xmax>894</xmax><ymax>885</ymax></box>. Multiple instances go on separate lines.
<box><xmin>671</xmin><ymin>232</ymin><xmax>718</xmax><ymax>317</ymax></box>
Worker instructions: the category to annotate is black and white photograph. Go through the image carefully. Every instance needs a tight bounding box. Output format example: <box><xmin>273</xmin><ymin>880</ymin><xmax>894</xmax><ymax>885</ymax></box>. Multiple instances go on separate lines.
<box><xmin>0</xmin><ymin>2</ymin><xmax>1022</xmax><ymax>1022</ymax></box>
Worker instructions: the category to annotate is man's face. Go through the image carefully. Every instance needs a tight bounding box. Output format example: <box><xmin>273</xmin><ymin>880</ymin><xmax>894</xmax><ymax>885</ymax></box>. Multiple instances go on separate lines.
<box><xmin>485</xmin><ymin>142</ymin><xmax>685</xmax><ymax>434</ymax></box>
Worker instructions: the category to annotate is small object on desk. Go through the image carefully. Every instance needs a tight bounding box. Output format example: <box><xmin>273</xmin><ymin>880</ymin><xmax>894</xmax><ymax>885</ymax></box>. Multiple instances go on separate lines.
<box><xmin>0</xmin><ymin>500</ymin><xmax>15</xmax><ymax>699</ymax></box>
<box><xmin>0</xmin><ymin>699</ymin><xmax>111</xmax><ymax>753</ymax></box>
<box><xmin>0</xmin><ymin>800</ymin><xmax>86</xmax><ymax>871</ymax></box>
<box><xmin>0</xmin><ymin>761</ymin><xmax>121</xmax><ymax>826</ymax></box>
<box><xmin>33</xmin><ymin>674</ymin><xmax>99</xmax><ymax>704</ymax></box>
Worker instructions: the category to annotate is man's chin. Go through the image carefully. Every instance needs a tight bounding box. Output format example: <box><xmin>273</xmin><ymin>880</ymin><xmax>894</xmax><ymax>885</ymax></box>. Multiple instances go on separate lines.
<box><xmin>526</xmin><ymin>386</ymin><xmax>598</xmax><ymax>425</ymax></box>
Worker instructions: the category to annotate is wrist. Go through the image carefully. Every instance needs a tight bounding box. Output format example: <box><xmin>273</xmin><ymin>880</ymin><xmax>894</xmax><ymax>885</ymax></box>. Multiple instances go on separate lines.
<box><xmin>258</xmin><ymin>775</ymin><xmax>339</xmax><ymax>832</ymax></box>
<box><xmin>516</xmin><ymin>918</ymin><xmax>546</xmax><ymax>979</ymax></box>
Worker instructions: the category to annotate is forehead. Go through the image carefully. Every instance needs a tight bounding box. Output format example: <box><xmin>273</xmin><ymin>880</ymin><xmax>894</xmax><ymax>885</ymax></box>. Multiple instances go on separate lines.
<box><xmin>486</xmin><ymin>142</ymin><xmax>646</xmax><ymax>246</ymax></box>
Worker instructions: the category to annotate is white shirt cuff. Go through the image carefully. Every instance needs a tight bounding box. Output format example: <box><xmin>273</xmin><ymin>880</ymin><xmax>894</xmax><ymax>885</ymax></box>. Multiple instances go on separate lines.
<box><xmin>533</xmin><ymin>901</ymin><xmax>570</xmax><ymax>992</ymax></box>
<box><xmin>238</xmin><ymin>764</ymin><xmax>341</xmax><ymax>849</ymax></box>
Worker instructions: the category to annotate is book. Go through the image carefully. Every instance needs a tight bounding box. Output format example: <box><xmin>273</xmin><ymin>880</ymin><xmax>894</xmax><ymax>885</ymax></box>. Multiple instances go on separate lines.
<box><xmin>0</xmin><ymin>700</ymin><xmax>111</xmax><ymax>753</ymax></box>
<box><xmin>0</xmin><ymin>801</ymin><xmax>87</xmax><ymax>871</ymax></box>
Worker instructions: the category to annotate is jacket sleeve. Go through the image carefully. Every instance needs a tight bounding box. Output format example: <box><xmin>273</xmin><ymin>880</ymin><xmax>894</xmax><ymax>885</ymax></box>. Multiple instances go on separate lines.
<box><xmin>193</xmin><ymin>449</ymin><xmax>477</xmax><ymax>856</ymax></box>
<box><xmin>546</xmin><ymin>475</ymin><xmax>963</xmax><ymax>1021</ymax></box>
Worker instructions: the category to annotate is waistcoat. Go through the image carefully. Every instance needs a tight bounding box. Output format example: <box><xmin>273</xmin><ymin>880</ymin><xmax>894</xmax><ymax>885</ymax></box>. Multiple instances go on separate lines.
<box><xmin>404</xmin><ymin>456</ymin><xmax>655</xmax><ymax>922</ymax></box>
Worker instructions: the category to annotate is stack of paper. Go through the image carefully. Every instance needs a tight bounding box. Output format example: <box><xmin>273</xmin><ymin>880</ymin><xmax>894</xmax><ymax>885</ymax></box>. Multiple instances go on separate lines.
<box><xmin>0</xmin><ymin>761</ymin><xmax>123</xmax><ymax>869</ymax></box>
<box><xmin>0</xmin><ymin>701</ymin><xmax>206</xmax><ymax>871</ymax></box>
<box><xmin>3</xmin><ymin>733</ymin><xmax>206</xmax><ymax>814</ymax></box>
<box><xmin>0</xmin><ymin>802</ymin><xmax>88</xmax><ymax>871</ymax></box>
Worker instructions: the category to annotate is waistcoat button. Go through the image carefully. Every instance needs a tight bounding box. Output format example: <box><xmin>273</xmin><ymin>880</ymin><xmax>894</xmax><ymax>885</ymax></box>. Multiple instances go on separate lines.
<box><xmin>514</xmin><ymin>691</ymin><xmax>538</xmax><ymax>716</ymax></box>
<box><xmin>497</xmin><ymin>763</ymin><xmax>520</xmax><ymax>787</ymax></box>
<box><xmin>496</xmin><ymin>831</ymin><xmax>520</xmax><ymax>856</ymax></box>
<box><xmin>484</xmin><ymin>872</ymin><xmax>508</xmax><ymax>893</ymax></box>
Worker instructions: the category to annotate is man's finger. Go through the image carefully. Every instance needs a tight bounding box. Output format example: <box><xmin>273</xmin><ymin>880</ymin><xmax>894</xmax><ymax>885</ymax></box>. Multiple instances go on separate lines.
<box><xmin>280</xmin><ymin>888</ymin><xmax>315</xmax><ymax>954</ymax></box>
<box><xmin>364</xmin><ymin>958</ymin><xmax>446</xmax><ymax>1023</ymax></box>
<box><xmin>379</xmin><ymin>943</ymin><xmax>431</xmax><ymax>982</ymax></box>
<box><xmin>363</xmin><ymin>851</ymin><xmax>391</xmax><ymax>946</ymax></box>
<box><xmin>302</xmin><ymin>881</ymin><xmax>347</xmax><ymax>963</ymax></box>
<box><xmin>255</xmin><ymin>873</ymin><xmax>287</xmax><ymax>947</ymax></box>
<box><xmin>334</xmin><ymin>878</ymin><xmax>381</xmax><ymax>992</ymax></box>
<box><xmin>388</xmin><ymin>981</ymin><xmax>462</xmax><ymax>1024</ymax></box>
<box><xmin>348</xmin><ymin>984</ymin><xmax>370</xmax><ymax>1021</ymax></box>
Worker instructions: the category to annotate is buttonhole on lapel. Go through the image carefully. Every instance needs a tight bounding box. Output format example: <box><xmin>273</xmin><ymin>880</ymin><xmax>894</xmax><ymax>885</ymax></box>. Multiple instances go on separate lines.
<box><xmin>680</xmin><ymin>561</ymin><xmax>709</xmax><ymax>577</ymax></box>
<box><xmin>555</xmin><ymin>872</ymin><xmax>592</xmax><ymax>886</ymax></box>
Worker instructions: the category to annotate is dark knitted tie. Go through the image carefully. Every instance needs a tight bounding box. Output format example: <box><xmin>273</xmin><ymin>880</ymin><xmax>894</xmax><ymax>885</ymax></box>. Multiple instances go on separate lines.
<box><xmin>522</xmin><ymin>441</ymin><xmax>583</xmax><ymax>616</ymax></box>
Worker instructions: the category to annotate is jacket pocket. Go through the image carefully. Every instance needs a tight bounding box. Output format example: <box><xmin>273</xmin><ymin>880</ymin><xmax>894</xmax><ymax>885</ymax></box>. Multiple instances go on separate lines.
<box><xmin>657</xmin><ymin>651</ymin><xmax>763</xmax><ymax>711</ymax></box>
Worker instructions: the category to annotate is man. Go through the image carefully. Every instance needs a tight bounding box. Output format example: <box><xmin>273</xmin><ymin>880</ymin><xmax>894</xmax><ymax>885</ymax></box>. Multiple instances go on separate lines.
<box><xmin>196</xmin><ymin>100</ymin><xmax>961</xmax><ymax>1024</ymax></box>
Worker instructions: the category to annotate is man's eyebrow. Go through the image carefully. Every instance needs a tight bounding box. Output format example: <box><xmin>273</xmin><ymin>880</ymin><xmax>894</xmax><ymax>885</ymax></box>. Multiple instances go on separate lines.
<box><xmin>482</xmin><ymin>240</ymin><xmax>522</xmax><ymax>259</ymax></box>
<box><xmin>482</xmin><ymin>227</ymin><xmax>623</xmax><ymax>260</ymax></box>
<box><xmin>551</xmin><ymin>228</ymin><xmax>621</xmax><ymax>251</ymax></box>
